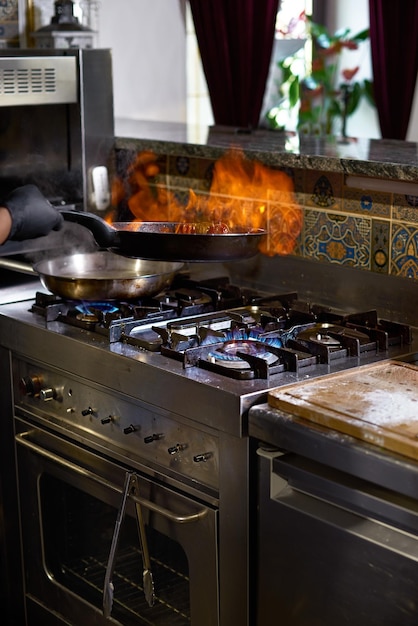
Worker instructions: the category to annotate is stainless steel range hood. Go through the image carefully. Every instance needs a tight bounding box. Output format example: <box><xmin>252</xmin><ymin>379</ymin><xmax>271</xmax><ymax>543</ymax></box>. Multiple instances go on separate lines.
<box><xmin>0</xmin><ymin>49</ymin><xmax>114</xmax><ymax>259</ymax></box>
<box><xmin>0</xmin><ymin>55</ymin><xmax>78</xmax><ymax>106</ymax></box>
<box><xmin>0</xmin><ymin>49</ymin><xmax>114</xmax><ymax>212</ymax></box>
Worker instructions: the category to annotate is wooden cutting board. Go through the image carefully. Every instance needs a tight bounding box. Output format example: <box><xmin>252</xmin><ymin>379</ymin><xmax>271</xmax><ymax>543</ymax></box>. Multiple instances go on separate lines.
<box><xmin>268</xmin><ymin>360</ymin><xmax>418</xmax><ymax>460</ymax></box>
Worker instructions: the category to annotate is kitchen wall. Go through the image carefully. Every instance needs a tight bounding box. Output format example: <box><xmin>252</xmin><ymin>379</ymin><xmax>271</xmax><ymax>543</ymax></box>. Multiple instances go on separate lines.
<box><xmin>98</xmin><ymin>0</ymin><xmax>187</xmax><ymax>123</ymax></box>
<box><xmin>28</xmin><ymin>1</ymin><xmax>418</xmax><ymax>139</ymax></box>
<box><xmin>326</xmin><ymin>2</ymin><xmax>418</xmax><ymax>141</ymax></box>
<box><xmin>323</xmin><ymin>1</ymin><xmax>379</xmax><ymax>140</ymax></box>
<box><xmin>98</xmin><ymin>0</ymin><xmax>417</xmax><ymax>140</ymax></box>
<box><xmin>114</xmin><ymin>143</ymin><xmax>418</xmax><ymax>284</ymax></box>
<box><xmin>30</xmin><ymin>0</ymin><xmax>188</xmax><ymax>123</ymax></box>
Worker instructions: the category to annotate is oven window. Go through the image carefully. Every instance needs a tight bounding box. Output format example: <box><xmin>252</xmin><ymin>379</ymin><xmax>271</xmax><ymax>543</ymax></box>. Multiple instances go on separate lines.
<box><xmin>39</xmin><ymin>473</ymin><xmax>191</xmax><ymax>625</ymax></box>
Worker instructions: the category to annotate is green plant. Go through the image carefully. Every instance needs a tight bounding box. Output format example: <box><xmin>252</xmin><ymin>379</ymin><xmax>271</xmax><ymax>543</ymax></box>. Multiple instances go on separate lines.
<box><xmin>267</xmin><ymin>16</ymin><xmax>375</xmax><ymax>136</ymax></box>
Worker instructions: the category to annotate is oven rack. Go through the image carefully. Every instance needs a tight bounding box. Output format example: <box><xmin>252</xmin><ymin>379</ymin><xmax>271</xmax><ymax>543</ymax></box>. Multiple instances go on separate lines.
<box><xmin>61</xmin><ymin>544</ymin><xmax>190</xmax><ymax>625</ymax></box>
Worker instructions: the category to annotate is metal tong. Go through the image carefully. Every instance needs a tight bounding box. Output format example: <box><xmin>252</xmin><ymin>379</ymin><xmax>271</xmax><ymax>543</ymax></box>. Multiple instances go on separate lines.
<box><xmin>103</xmin><ymin>471</ymin><xmax>155</xmax><ymax>619</ymax></box>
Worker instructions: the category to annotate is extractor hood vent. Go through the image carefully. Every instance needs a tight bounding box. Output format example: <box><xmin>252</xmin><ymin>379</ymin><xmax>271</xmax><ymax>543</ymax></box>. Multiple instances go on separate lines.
<box><xmin>0</xmin><ymin>56</ymin><xmax>77</xmax><ymax>105</ymax></box>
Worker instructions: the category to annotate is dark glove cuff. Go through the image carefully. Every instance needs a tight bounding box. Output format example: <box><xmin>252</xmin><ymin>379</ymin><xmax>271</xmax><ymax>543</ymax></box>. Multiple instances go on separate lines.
<box><xmin>7</xmin><ymin>205</ymin><xmax>23</xmax><ymax>240</ymax></box>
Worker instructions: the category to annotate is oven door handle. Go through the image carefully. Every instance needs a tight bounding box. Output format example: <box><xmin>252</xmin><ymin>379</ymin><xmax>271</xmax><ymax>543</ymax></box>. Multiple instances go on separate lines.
<box><xmin>15</xmin><ymin>431</ymin><xmax>209</xmax><ymax>523</ymax></box>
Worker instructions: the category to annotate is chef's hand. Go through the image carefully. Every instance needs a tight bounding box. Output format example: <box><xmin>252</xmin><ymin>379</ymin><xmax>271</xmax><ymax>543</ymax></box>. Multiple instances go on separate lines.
<box><xmin>2</xmin><ymin>184</ymin><xmax>64</xmax><ymax>242</ymax></box>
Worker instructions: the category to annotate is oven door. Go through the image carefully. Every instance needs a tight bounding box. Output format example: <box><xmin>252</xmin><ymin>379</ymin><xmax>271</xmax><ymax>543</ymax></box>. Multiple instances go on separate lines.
<box><xmin>15</xmin><ymin>417</ymin><xmax>219</xmax><ymax>626</ymax></box>
<box><xmin>256</xmin><ymin>447</ymin><xmax>418</xmax><ymax>626</ymax></box>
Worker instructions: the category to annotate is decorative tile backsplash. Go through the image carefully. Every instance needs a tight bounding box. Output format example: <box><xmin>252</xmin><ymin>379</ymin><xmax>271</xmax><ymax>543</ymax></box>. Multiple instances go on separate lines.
<box><xmin>114</xmin><ymin>148</ymin><xmax>418</xmax><ymax>280</ymax></box>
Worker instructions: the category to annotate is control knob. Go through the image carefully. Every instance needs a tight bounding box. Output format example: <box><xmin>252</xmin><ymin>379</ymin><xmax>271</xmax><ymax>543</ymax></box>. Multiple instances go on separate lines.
<box><xmin>193</xmin><ymin>452</ymin><xmax>213</xmax><ymax>463</ymax></box>
<box><xmin>81</xmin><ymin>407</ymin><xmax>96</xmax><ymax>416</ymax></box>
<box><xmin>39</xmin><ymin>388</ymin><xmax>56</xmax><ymax>402</ymax></box>
<box><xmin>19</xmin><ymin>375</ymin><xmax>43</xmax><ymax>397</ymax></box>
<box><xmin>144</xmin><ymin>433</ymin><xmax>164</xmax><ymax>444</ymax></box>
<box><xmin>168</xmin><ymin>443</ymin><xmax>188</xmax><ymax>455</ymax></box>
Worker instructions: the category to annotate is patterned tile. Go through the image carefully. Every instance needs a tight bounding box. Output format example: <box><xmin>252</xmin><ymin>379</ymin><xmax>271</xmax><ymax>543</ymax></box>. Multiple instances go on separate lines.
<box><xmin>390</xmin><ymin>222</ymin><xmax>418</xmax><ymax>278</ymax></box>
<box><xmin>114</xmin><ymin>149</ymin><xmax>168</xmax><ymax>182</ymax></box>
<box><xmin>343</xmin><ymin>186</ymin><xmax>391</xmax><ymax>218</ymax></box>
<box><xmin>203</xmin><ymin>160</ymin><xmax>216</xmax><ymax>187</ymax></box>
<box><xmin>167</xmin><ymin>174</ymin><xmax>211</xmax><ymax>193</ymax></box>
<box><xmin>371</xmin><ymin>220</ymin><xmax>390</xmax><ymax>274</ymax></box>
<box><xmin>303</xmin><ymin>209</ymin><xmax>371</xmax><ymax>268</ymax></box>
<box><xmin>392</xmin><ymin>193</ymin><xmax>418</xmax><ymax>224</ymax></box>
<box><xmin>169</xmin><ymin>154</ymin><xmax>192</xmax><ymax>177</ymax></box>
<box><xmin>292</xmin><ymin>167</ymin><xmax>305</xmax><ymax>194</ymax></box>
<box><xmin>168</xmin><ymin>155</ymin><xmax>214</xmax><ymax>189</ymax></box>
<box><xmin>304</xmin><ymin>171</ymin><xmax>343</xmax><ymax>210</ymax></box>
<box><xmin>114</xmin><ymin>148</ymin><xmax>418</xmax><ymax>282</ymax></box>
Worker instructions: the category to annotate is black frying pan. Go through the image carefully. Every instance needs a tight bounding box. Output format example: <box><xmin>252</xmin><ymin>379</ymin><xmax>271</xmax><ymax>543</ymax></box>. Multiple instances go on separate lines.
<box><xmin>60</xmin><ymin>210</ymin><xmax>266</xmax><ymax>262</ymax></box>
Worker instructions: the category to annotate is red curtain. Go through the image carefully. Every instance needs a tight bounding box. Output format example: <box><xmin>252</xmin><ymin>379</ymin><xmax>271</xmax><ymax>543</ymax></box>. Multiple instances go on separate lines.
<box><xmin>369</xmin><ymin>0</ymin><xmax>418</xmax><ymax>139</ymax></box>
<box><xmin>188</xmin><ymin>0</ymin><xmax>280</xmax><ymax>128</ymax></box>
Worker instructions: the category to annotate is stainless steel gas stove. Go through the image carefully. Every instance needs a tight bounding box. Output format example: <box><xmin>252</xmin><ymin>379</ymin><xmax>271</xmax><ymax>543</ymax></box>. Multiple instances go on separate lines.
<box><xmin>0</xmin><ymin>269</ymin><xmax>417</xmax><ymax>626</ymax></box>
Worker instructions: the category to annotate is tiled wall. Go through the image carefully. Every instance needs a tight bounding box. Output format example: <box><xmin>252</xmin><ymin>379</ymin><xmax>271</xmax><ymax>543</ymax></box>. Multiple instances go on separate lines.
<box><xmin>299</xmin><ymin>170</ymin><xmax>418</xmax><ymax>280</ymax></box>
<box><xmin>115</xmin><ymin>148</ymin><xmax>418</xmax><ymax>280</ymax></box>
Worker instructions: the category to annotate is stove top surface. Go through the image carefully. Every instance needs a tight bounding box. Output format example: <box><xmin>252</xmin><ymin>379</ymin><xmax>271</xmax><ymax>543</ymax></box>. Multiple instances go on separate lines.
<box><xmin>22</xmin><ymin>271</ymin><xmax>413</xmax><ymax>381</ymax></box>
<box><xmin>1</xmin><ymin>273</ymin><xmax>416</xmax><ymax>389</ymax></box>
<box><xmin>2</xmin><ymin>271</ymin><xmax>417</xmax><ymax>463</ymax></box>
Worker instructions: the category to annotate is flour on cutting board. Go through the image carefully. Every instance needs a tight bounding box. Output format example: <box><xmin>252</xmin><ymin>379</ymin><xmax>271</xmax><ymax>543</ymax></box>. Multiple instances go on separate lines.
<box><xmin>292</xmin><ymin>373</ymin><xmax>418</xmax><ymax>427</ymax></box>
<box><xmin>268</xmin><ymin>360</ymin><xmax>418</xmax><ymax>459</ymax></box>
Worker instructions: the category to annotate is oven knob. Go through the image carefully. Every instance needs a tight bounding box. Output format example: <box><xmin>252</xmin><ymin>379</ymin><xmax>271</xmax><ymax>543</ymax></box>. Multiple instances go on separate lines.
<box><xmin>81</xmin><ymin>407</ymin><xmax>96</xmax><ymax>416</ymax></box>
<box><xmin>144</xmin><ymin>433</ymin><xmax>164</xmax><ymax>444</ymax></box>
<box><xmin>101</xmin><ymin>416</ymin><xmax>113</xmax><ymax>425</ymax></box>
<box><xmin>193</xmin><ymin>452</ymin><xmax>213</xmax><ymax>463</ymax></box>
<box><xmin>168</xmin><ymin>443</ymin><xmax>188</xmax><ymax>455</ymax></box>
<box><xmin>40</xmin><ymin>387</ymin><xmax>55</xmax><ymax>402</ymax></box>
<box><xmin>123</xmin><ymin>424</ymin><xmax>136</xmax><ymax>434</ymax></box>
<box><xmin>19</xmin><ymin>375</ymin><xmax>43</xmax><ymax>397</ymax></box>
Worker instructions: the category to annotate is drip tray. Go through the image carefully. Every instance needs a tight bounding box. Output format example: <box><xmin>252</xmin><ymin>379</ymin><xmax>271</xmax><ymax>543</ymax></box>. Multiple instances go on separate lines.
<box><xmin>61</xmin><ymin>544</ymin><xmax>190</xmax><ymax>625</ymax></box>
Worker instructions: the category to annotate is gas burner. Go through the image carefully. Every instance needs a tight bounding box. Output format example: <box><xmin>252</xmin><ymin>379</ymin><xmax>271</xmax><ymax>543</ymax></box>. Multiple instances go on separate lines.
<box><xmin>308</xmin><ymin>332</ymin><xmax>341</xmax><ymax>346</ymax></box>
<box><xmin>29</xmin><ymin>285</ymin><xmax>414</xmax><ymax>379</ymax></box>
<box><xmin>76</xmin><ymin>312</ymin><xmax>99</xmax><ymax>324</ymax></box>
<box><xmin>176</xmin><ymin>288</ymin><xmax>213</xmax><ymax>306</ymax></box>
<box><xmin>155</xmin><ymin>287</ymin><xmax>214</xmax><ymax>316</ymax></box>
<box><xmin>75</xmin><ymin>302</ymin><xmax>119</xmax><ymax>324</ymax></box>
<box><xmin>296</xmin><ymin>323</ymin><xmax>346</xmax><ymax>347</ymax></box>
<box><xmin>207</xmin><ymin>339</ymin><xmax>280</xmax><ymax>369</ymax></box>
<box><xmin>75</xmin><ymin>302</ymin><xmax>119</xmax><ymax>314</ymax></box>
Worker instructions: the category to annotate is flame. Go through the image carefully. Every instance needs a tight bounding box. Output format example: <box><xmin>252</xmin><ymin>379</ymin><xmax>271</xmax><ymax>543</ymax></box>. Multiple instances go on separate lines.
<box><xmin>109</xmin><ymin>148</ymin><xmax>303</xmax><ymax>255</ymax></box>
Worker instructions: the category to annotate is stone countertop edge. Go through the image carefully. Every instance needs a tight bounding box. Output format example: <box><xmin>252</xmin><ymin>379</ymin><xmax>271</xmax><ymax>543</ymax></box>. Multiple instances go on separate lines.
<box><xmin>114</xmin><ymin>120</ymin><xmax>418</xmax><ymax>182</ymax></box>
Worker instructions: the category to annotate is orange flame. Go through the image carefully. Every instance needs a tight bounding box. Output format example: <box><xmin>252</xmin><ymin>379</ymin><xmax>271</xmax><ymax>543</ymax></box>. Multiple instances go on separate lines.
<box><xmin>109</xmin><ymin>148</ymin><xmax>303</xmax><ymax>256</ymax></box>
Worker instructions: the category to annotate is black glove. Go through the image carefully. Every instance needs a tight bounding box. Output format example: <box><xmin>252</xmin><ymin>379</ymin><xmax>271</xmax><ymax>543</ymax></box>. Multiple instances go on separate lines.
<box><xmin>4</xmin><ymin>184</ymin><xmax>64</xmax><ymax>241</ymax></box>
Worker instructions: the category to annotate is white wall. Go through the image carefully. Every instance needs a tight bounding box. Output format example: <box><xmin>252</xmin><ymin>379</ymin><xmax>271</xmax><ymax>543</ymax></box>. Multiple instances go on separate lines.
<box><xmin>37</xmin><ymin>0</ymin><xmax>417</xmax><ymax>139</ymax></box>
<box><xmin>97</xmin><ymin>0</ymin><xmax>187</xmax><ymax>123</ymax></box>
<box><xmin>407</xmin><ymin>83</ymin><xmax>418</xmax><ymax>141</ymax></box>
<box><xmin>327</xmin><ymin>0</ymin><xmax>418</xmax><ymax>140</ymax></box>
<box><xmin>326</xmin><ymin>0</ymin><xmax>380</xmax><ymax>139</ymax></box>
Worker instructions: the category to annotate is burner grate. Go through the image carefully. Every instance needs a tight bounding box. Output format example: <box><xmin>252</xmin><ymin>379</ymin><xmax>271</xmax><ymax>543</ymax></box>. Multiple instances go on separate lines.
<box><xmin>30</xmin><ymin>286</ymin><xmax>414</xmax><ymax>380</ymax></box>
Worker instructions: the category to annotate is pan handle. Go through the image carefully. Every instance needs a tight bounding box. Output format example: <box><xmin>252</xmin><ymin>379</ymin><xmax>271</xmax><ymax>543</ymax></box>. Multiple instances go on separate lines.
<box><xmin>59</xmin><ymin>209</ymin><xmax>118</xmax><ymax>248</ymax></box>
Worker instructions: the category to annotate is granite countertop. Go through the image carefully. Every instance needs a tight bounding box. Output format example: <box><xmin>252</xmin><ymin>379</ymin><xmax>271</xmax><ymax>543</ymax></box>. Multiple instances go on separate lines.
<box><xmin>114</xmin><ymin>118</ymin><xmax>418</xmax><ymax>181</ymax></box>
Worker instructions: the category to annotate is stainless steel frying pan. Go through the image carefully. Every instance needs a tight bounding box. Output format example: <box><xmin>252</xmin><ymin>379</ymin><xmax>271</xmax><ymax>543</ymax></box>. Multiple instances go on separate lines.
<box><xmin>60</xmin><ymin>210</ymin><xmax>266</xmax><ymax>262</ymax></box>
<box><xmin>34</xmin><ymin>251</ymin><xmax>183</xmax><ymax>301</ymax></box>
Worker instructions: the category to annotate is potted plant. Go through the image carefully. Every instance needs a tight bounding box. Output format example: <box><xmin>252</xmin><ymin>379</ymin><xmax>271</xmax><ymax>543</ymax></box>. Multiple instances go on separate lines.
<box><xmin>266</xmin><ymin>15</ymin><xmax>374</xmax><ymax>137</ymax></box>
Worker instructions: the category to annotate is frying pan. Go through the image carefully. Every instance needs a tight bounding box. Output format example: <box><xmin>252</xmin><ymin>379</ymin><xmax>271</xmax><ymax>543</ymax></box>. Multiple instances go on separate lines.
<box><xmin>33</xmin><ymin>251</ymin><xmax>183</xmax><ymax>301</ymax></box>
<box><xmin>60</xmin><ymin>209</ymin><xmax>266</xmax><ymax>262</ymax></box>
